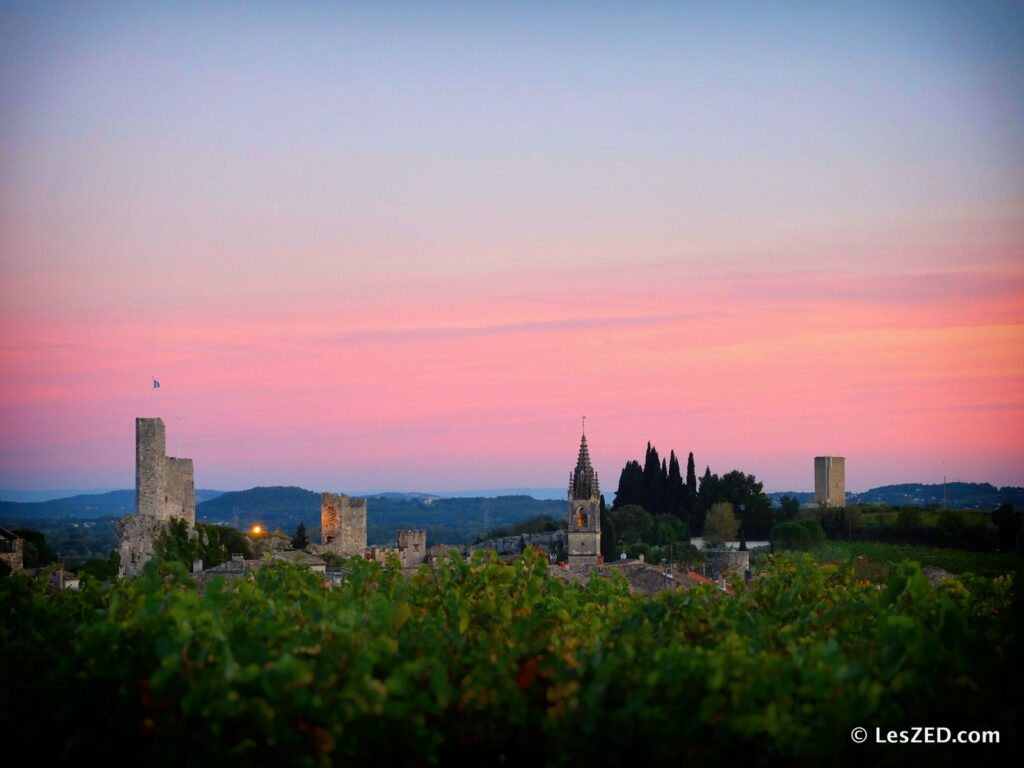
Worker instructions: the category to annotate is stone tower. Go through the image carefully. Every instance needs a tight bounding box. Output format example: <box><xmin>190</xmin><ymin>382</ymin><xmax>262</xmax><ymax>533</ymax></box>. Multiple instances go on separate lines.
<box><xmin>321</xmin><ymin>493</ymin><xmax>367</xmax><ymax>558</ymax></box>
<box><xmin>567</xmin><ymin>429</ymin><xmax>601</xmax><ymax>570</ymax></box>
<box><xmin>135</xmin><ymin>417</ymin><xmax>195</xmax><ymax>525</ymax></box>
<box><xmin>119</xmin><ymin>417</ymin><xmax>196</xmax><ymax>578</ymax></box>
<box><xmin>814</xmin><ymin>456</ymin><xmax>845</xmax><ymax>508</ymax></box>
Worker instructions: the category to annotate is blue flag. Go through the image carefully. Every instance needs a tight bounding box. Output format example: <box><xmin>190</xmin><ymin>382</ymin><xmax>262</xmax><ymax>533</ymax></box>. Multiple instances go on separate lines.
<box><xmin>152</xmin><ymin>378</ymin><xmax>161</xmax><ymax>389</ymax></box>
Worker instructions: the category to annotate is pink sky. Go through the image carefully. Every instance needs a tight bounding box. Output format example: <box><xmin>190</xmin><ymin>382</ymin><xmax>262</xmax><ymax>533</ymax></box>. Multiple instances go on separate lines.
<box><xmin>1</xmin><ymin>3</ymin><xmax>1023</xmax><ymax>493</ymax></box>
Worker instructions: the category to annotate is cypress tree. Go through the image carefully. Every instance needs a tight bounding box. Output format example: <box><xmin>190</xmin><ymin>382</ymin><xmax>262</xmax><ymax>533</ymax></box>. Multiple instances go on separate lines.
<box><xmin>685</xmin><ymin>452</ymin><xmax>697</xmax><ymax>517</ymax></box>
<box><xmin>667</xmin><ymin>450</ymin><xmax>684</xmax><ymax>520</ymax></box>
<box><xmin>613</xmin><ymin>460</ymin><xmax>643</xmax><ymax>509</ymax></box>
<box><xmin>291</xmin><ymin>522</ymin><xmax>309</xmax><ymax>550</ymax></box>
<box><xmin>642</xmin><ymin>443</ymin><xmax>662</xmax><ymax>513</ymax></box>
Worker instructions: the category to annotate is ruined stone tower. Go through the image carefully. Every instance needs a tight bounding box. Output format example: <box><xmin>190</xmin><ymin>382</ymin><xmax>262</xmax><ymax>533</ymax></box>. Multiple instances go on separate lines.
<box><xmin>814</xmin><ymin>456</ymin><xmax>845</xmax><ymax>508</ymax></box>
<box><xmin>321</xmin><ymin>493</ymin><xmax>367</xmax><ymax>558</ymax></box>
<box><xmin>135</xmin><ymin>417</ymin><xmax>195</xmax><ymax>525</ymax></box>
<box><xmin>118</xmin><ymin>417</ymin><xmax>196</xmax><ymax>577</ymax></box>
<box><xmin>567</xmin><ymin>429</ymin><xmax>601</xmax><ymax>570</ymax></box>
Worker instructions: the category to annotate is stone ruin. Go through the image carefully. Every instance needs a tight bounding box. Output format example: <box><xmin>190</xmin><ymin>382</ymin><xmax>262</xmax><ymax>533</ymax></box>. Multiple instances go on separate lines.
<box><xmin>319</xmin><ymin>493</ymin><xmax>427</xmax><ymax>569</ymax></box>
<box><xmin>116</xmin><ymin>417</ymin><xmax>196</xmax><ymax>577</ymax></box>
<box><xmin>320</xmin><ymin>492</ymin><xmax>368</xmax><ymax>557</ymax></box>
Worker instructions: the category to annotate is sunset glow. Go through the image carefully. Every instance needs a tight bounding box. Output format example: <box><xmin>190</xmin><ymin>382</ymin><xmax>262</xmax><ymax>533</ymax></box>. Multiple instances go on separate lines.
<box><xmin>1</xmin><ymin>2</ymin><xmax>1022</xmax><ymax>493</ymax></box>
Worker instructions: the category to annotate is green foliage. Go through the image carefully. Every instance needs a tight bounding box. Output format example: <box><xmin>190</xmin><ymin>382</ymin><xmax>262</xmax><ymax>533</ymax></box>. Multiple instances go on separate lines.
<box><xmin>993</xmin><ymin>503</ymin><xmax>1021</xmax><ymax>551</ymax></box>
<box><xmin>480</xmin><ymin>514</ymin><xmax>561</xmax><ymax>541</ymax></box>
<box><xmin>0</xmin><ymin>550</ymin><xmax>1018</xmax><ymax>765</ymax></box>
<box><xmin>896</xmin><ymin>506</ymin><xmax>923</xmax><ymax>532</ymax></box>
<box><xmin>155</xmin><ymin>521</ymin><xmax>254</xmax><ymax>571</ymax></box>
<box><xmin>777</xmin><ymin>494</ymin><xmax>801</xmax><ymax>521</ymax></box>
<box><xmin>80</xmin><ymin>550</ymin><xmax>120</xmax><ymax>581</ymax></box>
<box><xmin>936</xmin><ymin>508</ymin><xmax>967</xmax><ymax>538</ymax></box>
<box><xmin>815</xmin><ymin>505</ymin><xmax>864</xmax><ymax>540</ymax></box>
<box><xmin>291</xmin><ymin>522</ymin><xmax>309</xmax><ymax>549</ymax></box>
<box><xmin>605</xmin><ymin>505</ymin><xmax>688</xmax><ymax>548</ymax></box>
<box><xmin>12</xmin><ymin>528</ymin><xmax>56</xmax><ymax>568</ymax></box>
<box><xmin>704</xmin><ymin>502</ymin><xmax>739</xmax><ymax>547</ymax></box>
<box><xmin>771</xmin><ymin>519</ymin><xmax>826</xmax><ymax>552</ymax></box>
<box><xmin>613</xmin><ymin>444</ymin><xmax>687</xmax><ymax>522</ymax></box>
<box><xmin>818</xmin><ymin>540</ymin><xmax>1022</xmax><ymax>577</ymax></box>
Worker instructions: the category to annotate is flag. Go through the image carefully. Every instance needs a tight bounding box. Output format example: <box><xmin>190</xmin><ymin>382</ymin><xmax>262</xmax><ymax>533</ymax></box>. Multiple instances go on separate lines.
<box><xmin>152</xmin><ymin>378</ymin><xmax>161</xmax><ymax>389</ymax></box>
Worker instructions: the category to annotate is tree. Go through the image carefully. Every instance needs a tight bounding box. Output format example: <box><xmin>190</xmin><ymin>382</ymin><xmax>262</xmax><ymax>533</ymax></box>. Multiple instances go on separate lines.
<box><xmin>606</xmin><ymin>505</ymin><xmax>654</xmax><ymax>544</ymax></box>
<box><xmin>154</xmin><ymin>519</ymin><xmax>200</xmax><ymax>566</ymax></box>
<box><xmin>937</xmin><ymin>508</ymin><xmax>966</xmax><ymax>538</ymax></box>
<box><xmin>684</xmin><ymin>452</ymin><xmax>697</xmax><ymax>519</ymax></box>
<box><xmin>666</xmin><ymin>450</ymin><xmax>684</xmax><ymax>521</ymax></box>
<box><xmin>600</xmin><ymin>516</ymin><xmax>617</xmax><ymax>562</ymax></box>
<box><xmin>13</xmin><ymin>528</ymin><xmax>56</xmax><ymax>568</ymax></box>
<box><xmin>613</xmin><ymin>460</ymin><xmax>644</xmax><ymax>509</ymax></box>
<box><xmin>642</xmin><ymin>443</ymin><xmax>664</xmax><ymax>514</ymax></box>
<box><xmin>81</xmin><ymin>550</ymin><xmax>120</xmax><ymax>581</ymax></box>
<box><xmin>704</xmin><ymin>502</ymin><xmax>739</xmax><ymax>547</ymax></box>
<box><xmin>693</xmin><ymin>467</ymin><xmax>717</xmax><ymax>536</ymax></box>
<box><xmin>292</xmin><ymin>522</ymin><xmax>309</xmax><ymax>549</ymax></box>
<box><xmin>896</xmin><ymin>507</ymin><xmax>923</xmax><ymax>532</ymax></box>
<box><xmin>992</xmin><ymin>503</ymin><xmax>1020</xmax><ymax>552</ymax></box>
<box><xmin>777</xmin><ymin>495</ymin><xmax>801</xmax><ymax>522</ymax></box>
<box><xmin>716</xmin><ymin>471</ymin><xmax>773</xmax><ymax>539</ymax></box>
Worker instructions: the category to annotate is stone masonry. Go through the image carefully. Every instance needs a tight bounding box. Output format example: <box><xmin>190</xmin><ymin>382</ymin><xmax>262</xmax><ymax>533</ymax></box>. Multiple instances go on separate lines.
<box><xmin>0</xmin><ymin>528</ymin><xmax>24</xmax><ymax>573</ymax></box>
<box><xmin>321</xmin><ymin>493</ymin><xmax>367</xmax><ymax>558</ymax></box>
<box><xmin>136</xmin><ymin>417</ymin><xmax>195</xmax><ymax>525</ymax></box>
<box><xmin>396</xmin><ymin>529</ymin><xmax>427</xmax><ymax>567</ymax></box>
<box><xmin>568</xmin><ymin>431</ymin><xmax>602</xmax><ymax>571</ymax></box>
<box><xmin>119</xmin><ymin>417</ymin><xmax>197</xmax><ymax>577</ymax></box>
<box><xmin>814</xmin><ymin>456</ymin><xmax>845</xmax><ymax>508</ymax></box>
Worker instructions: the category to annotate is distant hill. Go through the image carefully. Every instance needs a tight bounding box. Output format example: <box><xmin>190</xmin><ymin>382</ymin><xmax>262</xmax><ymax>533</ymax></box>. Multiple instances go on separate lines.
<box><xmin>766</xmin><ymin>492</ymin><xmax>816</xmax><ymax>505</ymax></box>
<box><xmin>768</xmin><ymin>483</ymin><xmax>1023</xmax><ymax>510</ymax></box>
<box><xmin>0</xmin><ymin>489</ymin><xmax>224</xmax><ymax>519</ymax></box>
<box><xmin>850</xmin><ymin>482</ymin><xmax>1024</xmax><ymax>510</ymax></box>
<box><xmin>0</xmin><ymin>488</ymin><xmax>117</xmax><ymax>503</ymax></box>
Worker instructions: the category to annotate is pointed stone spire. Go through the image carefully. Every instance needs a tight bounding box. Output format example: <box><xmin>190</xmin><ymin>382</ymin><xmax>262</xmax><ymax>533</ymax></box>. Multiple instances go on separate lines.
<box><xmin>570</xmin><ymin>430</ymin><xmax>599</xmax><ymax>500</ymax></box>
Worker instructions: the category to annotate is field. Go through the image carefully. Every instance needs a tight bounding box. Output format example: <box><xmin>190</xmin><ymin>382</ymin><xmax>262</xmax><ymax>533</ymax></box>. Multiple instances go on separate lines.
<box><xmin>1</xmin><ymin>549</ymin><xmax>1018</xmax><ymax>766</ymax></box>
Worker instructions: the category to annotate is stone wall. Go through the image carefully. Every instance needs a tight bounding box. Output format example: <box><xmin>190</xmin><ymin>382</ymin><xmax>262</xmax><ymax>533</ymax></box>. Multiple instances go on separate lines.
<box><xmin>136</xmin><ymin>417</ymin><xmax>195</xmax><ymax>524</ymax></box>
<box><xmin>0</xmin><ymin>536</ymin><xmax>23</xmax><ymax>573</ymax></box>
<box><xmin>116</xmin><ymin>515</ymin><xmax>190</xmax><ymax>578</ymax></box>
<box><xmin>136</xmin><ymin>418</ymin><xmax>167</xmax><ymax>518</ymax></box>
<box><xmin>396</xmin><ymin>529</ymin><xmax>427</xmax><ymax>567</ymax></box>
<box><xmin>471</xmin><ymin>530</ymin><xmax>566</xmax><ymax>558</ymax></box>
<box><xmin>321</xmin><ymin>493</ymin><xmax>367</xmax><ymax>557</ymax></box>
<box><xmin>121</xmin><ymin>417</ymin><xmax>196</xmax><ymax>577</ymax></box>
<box><xmin>165</xmin><ymin>458</ymin><xmax>195</xmax><ymax>526</ymax></box>
<box><xmin>704</xmin><ymin>549</ymin><xmax>750</xmax><ymax>580</ymax></box>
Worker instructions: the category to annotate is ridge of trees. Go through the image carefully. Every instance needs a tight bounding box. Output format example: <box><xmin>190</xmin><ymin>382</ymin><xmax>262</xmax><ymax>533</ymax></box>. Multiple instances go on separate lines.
<box><xmin>612</xmin><ymin>443</ymin><xmax>773</xmax><ymax>538</ymax></box>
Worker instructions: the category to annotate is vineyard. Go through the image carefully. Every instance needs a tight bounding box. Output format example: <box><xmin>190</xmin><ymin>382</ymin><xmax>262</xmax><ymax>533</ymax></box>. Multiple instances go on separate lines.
<box><xmin>1</xmin><ymin>550</ymin><xmax>1018</xmax><ymax>765</ymax></box>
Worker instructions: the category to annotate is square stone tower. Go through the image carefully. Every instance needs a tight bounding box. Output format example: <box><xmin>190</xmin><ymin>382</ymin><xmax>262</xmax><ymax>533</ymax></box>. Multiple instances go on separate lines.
<box><xmin>321</xmin><ymin>493</ymin><xmax>367</xmax><ymax>558</ymax></box>
<box><xmin>814</xmin><ymin>456</ymin><xmax>845</xmax><ymax>508</ymax></box>
<box><xmin>568</xmin><ymin>430</ymin><xmax>601</xmax><ymax>570</ymax></box>
<box><xmin>396</xmin><ymin>529</ymin><xmax>427</xmax><ymax>567</ymax></box>
<box><xmin>136</xmin><ymin>417</ymin><xmax>195</xmax><ymax>526</ymax></box>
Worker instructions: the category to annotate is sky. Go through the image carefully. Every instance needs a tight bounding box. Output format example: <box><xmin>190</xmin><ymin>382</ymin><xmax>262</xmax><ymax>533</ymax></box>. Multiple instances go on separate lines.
<box><xmin>1</xmin><ymin>1</ymin><xmax>1023</xmax><ymax>494</ymax></box>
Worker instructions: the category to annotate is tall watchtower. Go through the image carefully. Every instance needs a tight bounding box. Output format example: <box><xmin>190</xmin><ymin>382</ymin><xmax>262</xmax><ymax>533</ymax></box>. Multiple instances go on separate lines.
<box><xmin>567</xmin><ymin>427</ymin><xmax>601</xmax><ymax>570</ymax></box>
<box><xmin>814</xmin><ymin>456</ymin><xmax>845</xmax><ymax>508</ymax></box>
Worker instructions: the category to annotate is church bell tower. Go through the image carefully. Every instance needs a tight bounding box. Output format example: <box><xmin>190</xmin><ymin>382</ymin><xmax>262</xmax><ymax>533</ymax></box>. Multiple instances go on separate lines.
<box><xmin>567</xmin><ymin>423</ymin><xmax>601</xmax><ymax>570</ymax></box>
